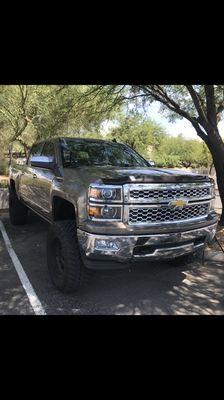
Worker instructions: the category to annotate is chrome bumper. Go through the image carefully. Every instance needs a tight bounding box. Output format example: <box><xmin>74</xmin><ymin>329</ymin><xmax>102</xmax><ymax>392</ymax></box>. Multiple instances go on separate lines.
<box><xmin>77</xmin><ymin>222</ymin><xmax>217</xmax><ymax>266</ymax></box>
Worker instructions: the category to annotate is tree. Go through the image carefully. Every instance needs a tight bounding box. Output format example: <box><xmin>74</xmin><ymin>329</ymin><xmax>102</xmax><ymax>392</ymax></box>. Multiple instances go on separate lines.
<box><xmin>0</xmin><ymin>85</ymin><xmax>33</xmax><ymax>155</ymax></box>
<box><xmin>108</xmin><ymin>113</ymin><xmax>166</xmax><ymax>158</ymax></box>
<box><xmin>0</xmin><ymin>85</ymin><xmax>61</xmax><ymax>154</ymax></box>
<box><xmin>79</xmin><ymin>85</ymin><xmax>224</xmax><ymax>225</ymax></box>
<box><xmin>153</xmin><ymin>134</ymin><xmax>212</xmax><ymax>169</ymax></box>
<box><xmin>0</xmin><ymin>85</ymin><xmax>121</xmax><ymax>154</ymax></box>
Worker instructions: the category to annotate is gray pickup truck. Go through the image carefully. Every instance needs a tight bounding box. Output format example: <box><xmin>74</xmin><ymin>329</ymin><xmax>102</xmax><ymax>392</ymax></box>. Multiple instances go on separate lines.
<box><xmin>9</xmin><ymin>137</ymin><xmax>218</xmax><ymax>292</ymax></box>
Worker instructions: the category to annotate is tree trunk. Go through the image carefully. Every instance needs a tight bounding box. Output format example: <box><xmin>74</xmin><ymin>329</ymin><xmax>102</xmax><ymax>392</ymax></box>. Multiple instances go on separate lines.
<box><xmin>8</xmin><ymin>143</ymin><xmax>13</xmax><ymax>167</ymax></box>
<box><xmin>206</xmin><ymin>132</ymin><xmax>224</xmax><ymax>226</ymax></box>
<box><xmin>212</xmin><ymin>159</ymin><xmax>224</xmax><ymax>225</ymax></box>
<box><xmin>23</xmin><ymin>144</ymin><xmax>29</xmax><ymax>157</ymax></box>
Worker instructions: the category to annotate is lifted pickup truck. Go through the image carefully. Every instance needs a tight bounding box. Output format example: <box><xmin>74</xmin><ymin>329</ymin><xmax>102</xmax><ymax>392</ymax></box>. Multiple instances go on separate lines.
<box><xmin>9</xmin><ymin>137</ymin><xmax>218</xmax><ymax>292</ymax></box>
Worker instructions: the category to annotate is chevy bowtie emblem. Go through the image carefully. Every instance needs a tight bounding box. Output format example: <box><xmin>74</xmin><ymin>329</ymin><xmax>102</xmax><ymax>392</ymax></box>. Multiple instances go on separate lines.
<box><xmin>169</xmin><ymin>199</ymin><xmax>188</xmax><ymax>208</ymax></box>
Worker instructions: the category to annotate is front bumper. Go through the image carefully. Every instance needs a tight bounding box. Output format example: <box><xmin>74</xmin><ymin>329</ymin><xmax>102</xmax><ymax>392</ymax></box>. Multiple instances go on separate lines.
<box><xmin>77</xmin><ymin>220</ymin><xmax>218</xmax><ymax>269</ymax></box>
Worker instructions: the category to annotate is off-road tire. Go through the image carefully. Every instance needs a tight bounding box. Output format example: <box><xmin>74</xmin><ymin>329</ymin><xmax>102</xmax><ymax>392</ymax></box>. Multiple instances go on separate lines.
<box><xmin>47</xmin><ymin>220</ymin><xmax>90</xmax><ymax>293</ymax></box>
<box><xmin>166</xmin><ymin>248</ymin><xmax>205</xmax><ymax>267</ymax></box>
<box><xmin>9</xmin><ymin>187</ymin><xmax>28</xmax><ymax>225</ymax></box>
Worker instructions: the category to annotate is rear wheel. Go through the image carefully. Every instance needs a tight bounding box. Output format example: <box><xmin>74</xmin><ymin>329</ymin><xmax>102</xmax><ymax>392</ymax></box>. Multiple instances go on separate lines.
<box><xmin>9</xmin><ymin>187</ymin><xmax>28</xmax><ymax>225</ymax></box>
<box><xmin>47</xmin><ymin>220</ymin><xmax>90</xmax><ymax>293</ymax></box>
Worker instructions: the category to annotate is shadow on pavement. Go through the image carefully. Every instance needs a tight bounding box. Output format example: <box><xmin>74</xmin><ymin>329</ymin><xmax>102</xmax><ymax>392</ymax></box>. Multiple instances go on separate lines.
<box><xmin>0</xmin><ymin>235</ymin><xmax>34</xmax><ymax>315</ymax></box>
<box><xmin>1</xmin><ymin>211</ymin><xmax>224</xmax><ymax>315</ymax></box>
<box><xmin>79</xmin><ymin>255</ymin><xmax>224</xmax><ymax>315</ymax></box>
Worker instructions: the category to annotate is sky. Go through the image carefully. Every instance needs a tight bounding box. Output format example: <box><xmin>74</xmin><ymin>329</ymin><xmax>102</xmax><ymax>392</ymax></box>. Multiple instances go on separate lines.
<box><xmin>146</xmin><ymin>102</ymin><xmax>224</xmax><ymax>141</ymax></box>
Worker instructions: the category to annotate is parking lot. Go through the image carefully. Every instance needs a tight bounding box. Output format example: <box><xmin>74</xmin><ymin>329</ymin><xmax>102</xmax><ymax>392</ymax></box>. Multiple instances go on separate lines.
<box><xmin>1</xmin><ymin>209</ymin><xmax>224</xmax><ymax>315</ymax></box>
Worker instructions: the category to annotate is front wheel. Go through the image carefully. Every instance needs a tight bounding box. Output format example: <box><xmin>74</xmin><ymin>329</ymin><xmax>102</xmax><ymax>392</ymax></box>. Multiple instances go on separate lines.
<box><xmin>47</xmin><ymin>220</ymin><xmax>90</xmax><ymax>293</ymax></box>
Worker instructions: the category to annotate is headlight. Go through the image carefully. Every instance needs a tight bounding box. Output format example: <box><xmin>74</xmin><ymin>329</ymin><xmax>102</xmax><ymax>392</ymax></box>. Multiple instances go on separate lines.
<box><xmin>88</xmin><ymin>205</ymin><xmax>122</xmax><ymax>220</ymax></box>
<box><xmin>89</xmin><ymin>185</ymin><xmax>122</xmax><ymax>203</ymax></box>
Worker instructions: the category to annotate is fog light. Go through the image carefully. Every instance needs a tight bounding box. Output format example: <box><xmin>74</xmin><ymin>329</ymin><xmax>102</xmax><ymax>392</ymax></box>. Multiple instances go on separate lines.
<box><xmin>95</xmin><ymin>239</ymin><xmax>120</xmax><ymax>252</ymax></box>
<box><xmin>101</xmin><ymin>206</ymin><xmax>117</xmax><ymax>218</ymax></box>
<box><xmin>88</xmin><ymin>205</ymin><xmax>122</xmax><ymax>220</ymax></box>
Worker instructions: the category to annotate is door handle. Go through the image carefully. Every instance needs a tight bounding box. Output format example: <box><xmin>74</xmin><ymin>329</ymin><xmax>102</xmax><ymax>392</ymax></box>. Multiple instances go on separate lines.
<box><xmin>33</xmin><ymin>174</ymin><xmax>37</xmax><ymax>179</ymax></box>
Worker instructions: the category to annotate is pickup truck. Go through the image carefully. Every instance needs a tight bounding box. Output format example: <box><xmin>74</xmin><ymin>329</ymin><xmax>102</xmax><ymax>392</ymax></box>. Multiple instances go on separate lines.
<box><xmin>9</xmin><ymin>137</ymin><xmax>218</xmax><ymax>293</ymax></box>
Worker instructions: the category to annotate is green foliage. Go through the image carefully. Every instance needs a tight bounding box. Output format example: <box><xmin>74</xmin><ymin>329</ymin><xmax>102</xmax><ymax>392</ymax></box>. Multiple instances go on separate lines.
<box><xmin>104</xmin><ymin>112</ymin><xmax>212</xmax><ymax>168</ymax></box>
<box><xmin>0</xmin><ymin>85</ymin><xmax>121</xmax><ymax>153</ymax></box>
<box><xmin>200</xmin><ymin>141</ymin><xmax>213</xmax><ymax>166</ymax></box>
<box><xmin>0</xmin><ymin>159</ymin><xmax>9</xmax><ymax>176</ymax></box>
<box><xmin>0</xmin><ymin>178</ymin><xmax>8</xmax><ymax>188</ymax></box>
<box><xmin>109</xmin><ymin>113</ymin><xmax>166</xmax><ymax>159</ymax></box>
<box><xmin>152</xmin><ymin>134</ymin><xmax>212</xmax><ymax>168</ymax></box>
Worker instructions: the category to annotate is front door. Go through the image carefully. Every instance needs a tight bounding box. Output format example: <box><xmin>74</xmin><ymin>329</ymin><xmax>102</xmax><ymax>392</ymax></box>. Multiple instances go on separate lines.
<box><xmin>31</xmin><ymin>141</ymin><xmax>56</xmax><ymax>216</ymax></box>
<box><xmin>19</xmin><ymin>142</ymin><xmax>45</xmax><ymax>207</ymax></box>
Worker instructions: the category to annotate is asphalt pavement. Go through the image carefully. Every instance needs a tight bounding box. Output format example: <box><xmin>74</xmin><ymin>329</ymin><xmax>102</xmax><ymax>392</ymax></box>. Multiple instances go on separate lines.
<box><xmin>0</xmin><ymin>221</ymin><xmax>34</xmax><ymax>315</ymax></box>
<box><xmin>1</xmin><ymin>210</ymin><xmax>224</xmax><ymax>315</ymax></box>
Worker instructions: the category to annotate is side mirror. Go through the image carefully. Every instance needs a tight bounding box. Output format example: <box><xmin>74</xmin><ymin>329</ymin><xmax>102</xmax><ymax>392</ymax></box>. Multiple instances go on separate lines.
<box><xmin>30</xmin><ymin>156</ymin><xmax>55</xmax><ymax>169</ymax></box>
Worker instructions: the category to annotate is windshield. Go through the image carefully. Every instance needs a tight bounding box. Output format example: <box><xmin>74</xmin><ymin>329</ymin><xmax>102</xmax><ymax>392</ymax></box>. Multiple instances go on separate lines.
<box><xmin>60</xmin><ymin>139</ymin><xmax>149</xmax><ymax>168</ymax></box>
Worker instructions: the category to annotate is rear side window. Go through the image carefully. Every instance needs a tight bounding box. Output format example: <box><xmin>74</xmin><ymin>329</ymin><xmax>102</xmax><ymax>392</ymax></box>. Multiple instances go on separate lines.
<box><xmin>41</xmin><ymin>142</ymin><xmax>55</xmax><ymax>161</ymax></box>
<box><xmin>27</xmin><ymin>142</ymin><xmax>44</xmax><ymax>165</ymax></box>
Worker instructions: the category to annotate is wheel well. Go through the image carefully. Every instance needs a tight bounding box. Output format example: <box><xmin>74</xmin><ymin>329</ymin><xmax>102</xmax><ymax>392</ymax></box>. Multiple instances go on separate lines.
<box><xmin>52</xmin><ymin>197</ymin><xmax>76</xmax><ymax>221</ymax></box>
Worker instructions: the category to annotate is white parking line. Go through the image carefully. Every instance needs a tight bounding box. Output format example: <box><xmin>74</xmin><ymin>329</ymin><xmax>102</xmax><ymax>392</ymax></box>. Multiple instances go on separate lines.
<box><xmin>0</xmin><ymin>220</ymin><xmax>46</xmax><ymax>315</ymax></box>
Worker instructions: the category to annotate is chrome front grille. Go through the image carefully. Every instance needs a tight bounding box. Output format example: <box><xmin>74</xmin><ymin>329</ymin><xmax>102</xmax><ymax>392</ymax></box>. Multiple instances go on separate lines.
<box><xmin>124</xmin><ymin>182</ymin><xmax>212</xmax><ymax>204</ymax></box>
<box><xmin>129</xmin><ymin>187</ymin><xmax>210</xmax><ymax>201</ymax></box>
<box><xmin>128</xmin><ymin>203</ymin><xmax>209</xmax><ymax>225</ymax></box>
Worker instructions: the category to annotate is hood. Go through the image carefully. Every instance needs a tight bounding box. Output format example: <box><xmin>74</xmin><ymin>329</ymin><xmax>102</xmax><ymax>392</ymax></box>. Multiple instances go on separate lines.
<box><xmin>65</xmin><ymin>166</ymin><xmax>210</xmax><ymax>185</ymax></box>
